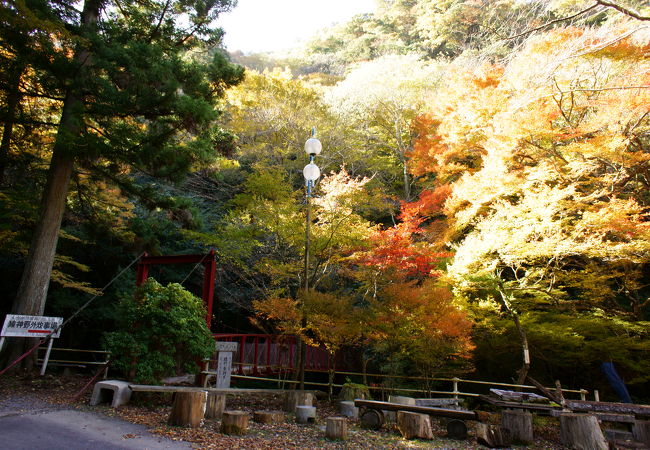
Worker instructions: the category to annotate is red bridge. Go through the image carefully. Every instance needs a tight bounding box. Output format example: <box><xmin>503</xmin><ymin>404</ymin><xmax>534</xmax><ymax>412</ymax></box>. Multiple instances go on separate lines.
<box><xmin>214</xmin><ymin>333</ymin><xmax>331</xmax><ymax>375</ymax></box>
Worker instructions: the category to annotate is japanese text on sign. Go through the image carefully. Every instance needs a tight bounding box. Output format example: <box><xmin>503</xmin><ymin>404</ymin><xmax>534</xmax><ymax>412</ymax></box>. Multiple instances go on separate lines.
<box><xmin>1</xmin><ymin>314</ymin><xmax>63</xmax><ymax>338</ymax></box>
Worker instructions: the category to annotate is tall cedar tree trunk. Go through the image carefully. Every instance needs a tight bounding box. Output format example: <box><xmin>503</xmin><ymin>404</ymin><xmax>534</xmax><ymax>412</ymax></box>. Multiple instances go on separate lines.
<box><xmin>0</xmin><ymin>63</ymin><xmax>24</xmax><ymax>185</ymax></box>
<box><xmin>7</xmin><ymin>0</ymin><xmax>101</xmax><ymax>370</ymax></box>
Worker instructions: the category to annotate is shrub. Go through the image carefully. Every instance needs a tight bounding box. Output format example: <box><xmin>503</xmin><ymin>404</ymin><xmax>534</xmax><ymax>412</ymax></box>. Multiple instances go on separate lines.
<box><xmin>104</xmin><ymin>278</ymin><xmax>214</xmax><ymax>384</ymax></box>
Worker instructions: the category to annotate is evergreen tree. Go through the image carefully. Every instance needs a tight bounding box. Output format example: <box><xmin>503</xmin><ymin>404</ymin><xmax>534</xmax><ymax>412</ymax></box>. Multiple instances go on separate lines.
<box><xmin>2</xmin><ymin>0</ymin><xmax>243</xmax><ymax>367</ymax></box>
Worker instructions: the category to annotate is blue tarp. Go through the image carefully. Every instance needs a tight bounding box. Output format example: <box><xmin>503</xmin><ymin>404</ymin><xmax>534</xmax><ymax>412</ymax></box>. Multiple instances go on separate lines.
<box><xmin>601</xmin><ymin>361</ymin><xmax>632</xmax><ymax>403</ymax></box>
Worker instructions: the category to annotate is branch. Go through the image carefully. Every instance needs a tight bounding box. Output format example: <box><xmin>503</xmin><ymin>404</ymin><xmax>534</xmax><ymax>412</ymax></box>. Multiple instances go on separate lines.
<box><xmin>596</xmin><ymin>0</ymin><xmax>650</xmax><ymax>21</ymax></box>
<box><xmin>505</xmin><ymin>3</ymin><xmax>600</xmax><ymax>40</ymax></box>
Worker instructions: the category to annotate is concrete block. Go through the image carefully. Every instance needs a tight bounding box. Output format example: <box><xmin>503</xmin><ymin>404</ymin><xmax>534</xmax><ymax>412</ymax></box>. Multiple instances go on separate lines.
<box><xmin>90</xmin><ymin>380</ymin><xmax>132</xmax><ymax>407</ymax></box>
<box><xmin>295</xmin><ymin>405</ymin><xmax>317</xmax><ymax>424</ymax></box>
<box><xmin>339</xmin><ymin>401</ymin><xmax>358</xmax><ymax>418</ymax></box>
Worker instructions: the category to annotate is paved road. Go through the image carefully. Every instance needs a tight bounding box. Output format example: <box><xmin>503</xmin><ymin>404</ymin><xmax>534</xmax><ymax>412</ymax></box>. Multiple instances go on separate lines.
<box><xmin>0</xmin><ymin>396</ymin><xmax>192</xmax><ymax>450</ymax></box>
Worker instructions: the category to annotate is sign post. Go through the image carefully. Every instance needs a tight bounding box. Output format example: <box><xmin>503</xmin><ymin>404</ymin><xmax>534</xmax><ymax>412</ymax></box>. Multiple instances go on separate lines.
<box><xmin>0</xmin><ymin>314</ymin><xmax>63</xmax><ymax>375</ymax></box>
<box><xmin>214</xmin><ymin>341</ymin><xmax>238</xmax><ymax>389</ymax></box>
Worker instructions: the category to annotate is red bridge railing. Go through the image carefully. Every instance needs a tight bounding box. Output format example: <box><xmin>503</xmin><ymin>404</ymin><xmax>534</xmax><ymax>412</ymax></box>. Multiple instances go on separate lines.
<box><xmin>213</xmin><ymin>333</ymin><xmax>330</xmax><ymax>375</ymax></box>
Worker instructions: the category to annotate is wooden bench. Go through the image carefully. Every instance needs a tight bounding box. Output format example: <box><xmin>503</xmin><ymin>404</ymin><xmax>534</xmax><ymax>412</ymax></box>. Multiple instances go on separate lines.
<box><xmin>354</xmin><ymin>399</ymin><xmax>487</xmax><ymax>438</ymax></box>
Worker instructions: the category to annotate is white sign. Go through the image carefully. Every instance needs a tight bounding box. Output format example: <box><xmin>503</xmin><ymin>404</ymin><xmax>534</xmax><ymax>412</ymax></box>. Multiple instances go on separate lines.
<box><xmin>1</xmin><ymin>314</ymin><xmax>63</xmax><ymax>338</ymax></box>
<box><xmin>216</xmin><ymin>352</ymin><xmax>233</xmax><ymax>389</ymax></box>
<box><xmin>215</xmin><ymin>341</ymin><xmax>238</xmax><ymax>353</ymax></box>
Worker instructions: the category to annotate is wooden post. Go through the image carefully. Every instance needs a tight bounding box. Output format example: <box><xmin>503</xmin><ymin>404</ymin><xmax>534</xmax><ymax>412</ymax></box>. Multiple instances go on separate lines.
<box><xmin>396</xmin><ymin>411</ymin><xmax>433</xmax><ymax>440</ymax></box>
<box><xmin>253</xmin><ymin>410</ymin><xmax>285</xmax><ymax>424</ymax></box>
<box><xmin>205</xmin><ymin>392</ymin><xmax>226</xmax><ymax>419</ymax></box>
<box><xmin>633</xmin><ymin>420</ymin><xmax>650</xmax><ymax>446</ymax></box>
<box><xmin>476</xmin><ymin>423</ymin><xmax>512</xmax><ymax>448</ymax></box>
<box><xmin>325</xmin><ymin>416</ymin><xmax>347</xmax><ymax>440</ymax></box>
<box><xmin>167</xmin><ymin>391</ymin><xmax>207</xmax><ymax>428</ymax></box>
<box><xmin>283</xmin><ymin>391</ymin><xmax>313</xmax><ymax>412</ymax></box>
<box><xmin>594</xmin><ymin>390</ymin><xmax>600</xmax><ymax>402</ymax></box>
<box><xmin>221</xmin><ymin>411</ymin><xmax>249</xmax><ymax>435</ymax></box>
<box><xmin>501</xmin><ymin>409</ymin><xmax>533</xmax><ymax>444</ymax></box>
<box><xmin>559</xmin><ymin>413</ymin><xmax>608</xmax><ymax>450</ymax></box>
<box><xmin>452</xmin><ymin>377</ymin><xmax>459</xmax><ymax>401</ymax></box>
<box><xmin>39</xmin><ymin>337</ymin><xmax>55</xmax><ymax>376</ymax></box>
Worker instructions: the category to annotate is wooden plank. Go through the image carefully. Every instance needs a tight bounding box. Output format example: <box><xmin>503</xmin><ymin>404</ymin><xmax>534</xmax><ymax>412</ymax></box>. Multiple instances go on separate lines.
<box><xmin>566</xmin><ymin>400</ymin><xmax>650</xmax><ymax>419</ymax></box>
<box><xmin>479</xmin><ymin>395</ymin><xmax>560</xmax><ymax>412</ymax></box>
<box><xmin>354</xmin><ymin>399</ymin><xmax>480</xmax><ymax>421</ymax></box>
<box><xmin>129</xmin><ymin>385</ymin><xmax>316</xmax><ymax>394</ymax></box>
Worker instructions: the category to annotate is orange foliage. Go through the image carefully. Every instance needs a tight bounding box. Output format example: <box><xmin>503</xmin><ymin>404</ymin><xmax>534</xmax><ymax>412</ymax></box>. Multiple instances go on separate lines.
<box><xmin>368</xmin><ymin>280</ymin><xmax>474</xmax><ymax>362</ymax></box>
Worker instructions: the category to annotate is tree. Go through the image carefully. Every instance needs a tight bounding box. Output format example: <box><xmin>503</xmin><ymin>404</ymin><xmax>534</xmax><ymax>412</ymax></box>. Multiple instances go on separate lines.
<box><xmin>431</xmin><ymin>20</ymin><xmax>650</xmax><ymax>383</ymax></box>
<box><xmin>326</xmin><ymin>55</ymin><xmax>442</xmax><ymax>200</ymax></box>
<box><xmin>5</xmin><ymin>0</ymin><xmax>243</xmax><ymax>366</ymax></box>
<box><xmin>104</xmin><ymin>279</ymin><xmax>214</xmax><ymax>383</ymax></box>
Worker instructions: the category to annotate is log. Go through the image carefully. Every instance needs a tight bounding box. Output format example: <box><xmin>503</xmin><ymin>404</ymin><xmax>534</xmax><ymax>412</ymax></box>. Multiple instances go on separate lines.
<box><xmin>295</xmin><ymin>405</ymin><xmax>317</xmax><ymax>424</ymax></box>
<box><xmin>360</xmin><ymin>408</ymin><xmax>384</xmax><ymax>430</ymax></box>
<box><xmin>325</xmin><ymin>416</ymin><xmax>348</xmax><ymax>440</ymax></box>
<box><xmin>339</xmin><ymin>400</ymin><xmax>359</xmax><ymax>418</ymax></box>
<box><xmin>446</xmin><ymin>419</ymin><xmax>467</xmax><ymax>440</ymax></box>
<box><xmin>283</xmin><ymin>391</ymin><xmax>314</xmax><ymax>412</ymax></box>
<box><xmin>476</xmin><ymin>423</ymin><xmax>512</xmax><ymax>448</ymax></box>
<box><xmin>220</xmin><ymin>410</ymin><xmax>249</xmax><ymax>435</ymax></box>
<box><xmin>396</xmin><ymin>411</ymin><xmax>433</xmax><ymax>440</ymax></box>
<box><xmin>633</xmin><ymin>420</ymin><xmax>650</xmax><ymax>446</ymax></box>
<box><xmin>167</xmin><ymin>391</ymin><xmax>207</xmax><ymax>428</ymax></box>
<box><xmin>205</xmin><ymin>392</ymin><xmax>226</xmax><ymax>420</ymax></box>
<box><xmin>559</xmin><ymin>413</ymin><xmax>608</xmax><ymax>450</ymax></box>
<box><xmin>253</xmin><ymin>410</ymin><xmax>285</xmax><ymax>424</ymax></box>
<box><xmin>501</xmin><ymin>409</ymin><xmax>533</xmax><ymax>444</ymax></box>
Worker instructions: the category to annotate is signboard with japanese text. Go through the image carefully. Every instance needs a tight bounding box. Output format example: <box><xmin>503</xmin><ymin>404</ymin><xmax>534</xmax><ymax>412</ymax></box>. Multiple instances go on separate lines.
<box><xmin>1</xmin><ymin>314</ymin><xmax>63</xmax><ymax>338</ymax></box>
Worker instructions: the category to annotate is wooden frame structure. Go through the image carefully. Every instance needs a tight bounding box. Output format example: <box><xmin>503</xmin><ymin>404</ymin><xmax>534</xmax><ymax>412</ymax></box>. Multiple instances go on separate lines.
<box><xmin>136</xmin><ymin>251</ymin><xmax>217</xmax><ymax>329</ymax></box>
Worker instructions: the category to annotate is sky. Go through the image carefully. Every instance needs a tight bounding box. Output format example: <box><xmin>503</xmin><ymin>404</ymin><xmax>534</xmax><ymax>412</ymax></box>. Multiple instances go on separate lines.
<box><xmin>218</xmin><ymin>0</ymin><xmax>376</xmax><ymax>54</ymax></box>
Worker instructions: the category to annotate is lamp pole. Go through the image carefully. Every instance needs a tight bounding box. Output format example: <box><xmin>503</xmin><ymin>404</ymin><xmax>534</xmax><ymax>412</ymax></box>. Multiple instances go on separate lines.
<box><xmin>300</xmin><ymin>128</ymin><xmax>322</xmax><ymax>390</ymax></box>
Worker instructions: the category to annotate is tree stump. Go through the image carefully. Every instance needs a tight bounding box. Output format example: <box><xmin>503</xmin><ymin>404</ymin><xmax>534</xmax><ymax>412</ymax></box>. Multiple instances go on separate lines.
<box><xmin>476</xmin><ymin>423</ymin><xmax>512</xmax><ymax>448</ymax></box>
<box><xmin>447</xmin><ymin>419</ymin><xmax>468</xmax><ymax>440</ymax></box>
<box><xmin>295</xmin><ymin>405</ymin><xmax>317</xmax><ymax>424</ymax></box>
<box><xmin>633</xmin><ymin>420</ymin><xmax>650</xmax><ymax>447</ymax></box>
<box><xmin>167</xmin><ymin>391</ymin><xmax>207</xmax><ymax>428</ymax></box>
<box><xmin>220</xmin><ymin>410</ymin><xmax>249</xmax><ymax>435</ymax></box>
<box><xmin>559</xmin><ymin>413</ymin><xmax>607</xmax><ymax>450</ymax></box>
<box><xmin>501</xmin><ymin>409</ymin><xmax>533</xmax><ymax>444</ymax></box>
<box><xmin>283</xmin><ymin>391</ymin><xmax>314</xmax><ymax>412</ymax></box>
<box><xmin>339</xmin><ymin>384</ymin><xmax>369</xmax><ymax>401</ymax></box>
<box><xmin>339</xmin><ymin>401</ymin><xmax>359</xmax><ymax>418</ymax></box>
<box><xmin>360</xmin><ymin>408</ymin><xmax>384</xmax><ymax>430</ymax></box>
<box><xmin>205</xmin><ymin>392</ymin><xmax>226</xmax><ymax>420</ymax></box>
<box><xmin>253</xmin><ymin>410</ymin><xmax>285</xmax><ymax>424</ymax></box>
<box><xmin>325</xmin><ymin>416</ymin><xmax>348</xmax><ymax>440</ymax></box>
<box><xmin>396</xmin><ymin>411</ymin><xmax>434</xmax><ymax>440</ymax></box>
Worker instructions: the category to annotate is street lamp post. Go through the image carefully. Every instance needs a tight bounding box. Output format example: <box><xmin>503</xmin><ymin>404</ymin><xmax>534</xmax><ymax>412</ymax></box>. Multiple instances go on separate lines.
<box><xmin>299</xmin><ymin>128</ymin><xmax>322</xmax><ymax>390</ymax></box>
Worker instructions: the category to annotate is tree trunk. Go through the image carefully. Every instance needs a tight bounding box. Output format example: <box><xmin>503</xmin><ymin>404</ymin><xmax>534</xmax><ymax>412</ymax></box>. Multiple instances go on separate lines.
<box><xmin>167</xmin><ymin>391</ymin><xmax>207</xmax><ymax>428</ymax></box>
<box><xmin>325</xmin><ymin>416</ymin><xmax>347</xmax><ymax>440</ymax></box>
<box><xmin>253</xmin><ymin>410</ymin><xmax>284</xmax><ymax>424</ymax></box>
<box><xmin>220</xmin><ymin>411</ymin><xmax>249</xmax><ymax>435</ymax></box>
<box><xmin>559</xmin><ymin>413</ymin><xmax>608</xmax><ymax>450</ymax></box>
<box><xmin>476</xmin><ymin>423</ymin><xmax>512</xmax><ymax>448</ymax></box>
<box><xmin>396</xmin><ymin>411</ymin><xmax>433</xmax><ymax>440</ymax></box>
<box><xmin>0</xmin><ymin>62</ymin><xmax>25</xmax><ymax>185</ymax></box>
<box><xmin>497</xmin><ymin>289</ymin><xmax>530</xmax><ymax>386</ymax></box>
<box><xmin>205</xmin><ymin>392</ymin><xmax>226</xmax><ymax>419</ymax></box>
<box><xmin>283</xmin><ymin>390</ymin><xmax>313</xmax><ymax>412</ymax></box>
<box><xmin>8</xmin><ymin>0</ymin><xmax>101</xmax><ymax>371</ymax></box>
<box><xmin>501</xmin><ymin>410</ymin><xmax>533</xmax><ymax>444</ymax></box>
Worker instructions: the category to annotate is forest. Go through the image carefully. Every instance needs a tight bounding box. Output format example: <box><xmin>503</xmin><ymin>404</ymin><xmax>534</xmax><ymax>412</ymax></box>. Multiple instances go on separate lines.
<box><xmin>1</xmin><ymin>0</ymin><xmax>649</xmax><ymax>401</ymax></box>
